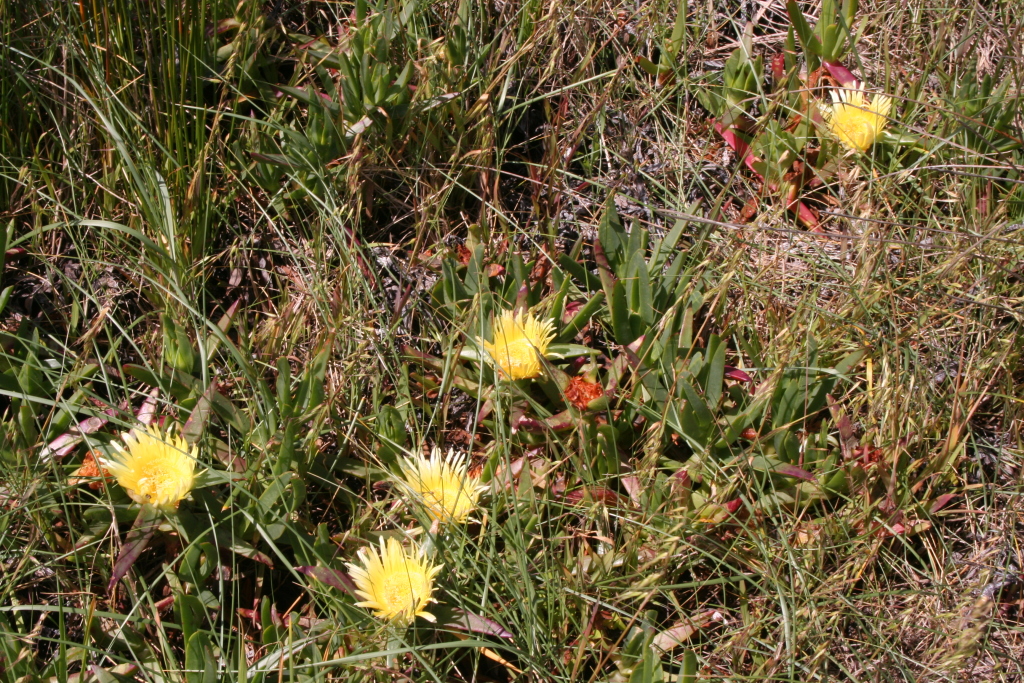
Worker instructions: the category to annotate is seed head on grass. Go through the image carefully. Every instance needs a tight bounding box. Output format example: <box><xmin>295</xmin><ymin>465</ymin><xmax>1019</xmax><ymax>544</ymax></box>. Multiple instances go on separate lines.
<box><xmin>481</xmin><ymin>310</ymin><xmax>556</xmax><ymax>380</ymax></box>
<box><xmin>821</xmin><ymin>82</ymin><xmax>892</xmax><ymax>153</ymax></box>
<box><xmin>400</xmin><ymin>448</ymin><xmax>484</xmax><ymax>524</ymax></box>
<box><xmin>347</xmin><ymin>538</ymin><xmax>443</xmax><ymax>625</ymax></box>
<box><xmin>101</xmin><ymin>425</ymin><xmax>197</xmax><ymax>509</ymax></box>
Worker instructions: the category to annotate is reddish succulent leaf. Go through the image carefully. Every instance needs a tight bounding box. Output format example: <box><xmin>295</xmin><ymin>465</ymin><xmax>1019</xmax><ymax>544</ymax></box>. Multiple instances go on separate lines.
<box><xmin>182</xmin><ymin>382</ymin><xmax>216</xmax><ymax>446</ymax></box>
<box><xmin>620</xmin><ymin>475</ymin><xmax>643</xmax><ymax>506</ymax></box>
<box><xmin>441</xmin><ymin>608</ymin><xmax>514</xmax><ymax>639</ymax></box>
<box><xmin>671</xmin><ymin>469</ymin><xmax>692</xmax><ymax>488</ymax></box>
<box><xmin>136</xmin><ymin>387</ymin><xmax>160</xmax><ymax>426</ymax></box>
<box><xmin>773</xmin><ymin>464</ymin><xmax>815</xmax><ymax>481</ymax></box>
<box><xmin>250</xmin><ymin>151</ymin><xmax>300</xmax><ymax>169</ymax></box>
<box><xmin>529</xmin><ymin>254</ymin><xmax>551</xmax><ymax>284</ymax></box>
<box><xmin>570</xmin><ymin>356</ymin><xmax>589</xmax><ymax>373</ymax></box>
<box><xmin>929</xmin><ymin>493</ymin><xmax>958</xmax><ymax>514</ymax></box>
<box><xmin>563</xmin><ymin>487</ymin><xmax>625</xmax><ymax>506</ymax></box>
<box><xmin>723</xmin><ymin>366</ymin><xmax>753</xmax><ymax>382</ymax></box>
<box><xmin>513</xmin><ymin>282</ymin><xmax>530</xmax><ymax>313</ymax></box>
<box><xmin>827</xmin><ymin>395</ymin><xmax>858</xmax><ymax>460</ymax></box>
<box><xmin>544</xmin><ymin>409</ymin><xmax>577</xmax><ymax>430</ymax></box>
<box><xmin>90</xmin><ymin>664</ymin><xmax>137</xmax><ymax>681</ymax></box>
<box><xmin>625</xmin><ymin>336</ymin><xmax>645</xmax><ymax>356</ymax></box>
<box><xmin>592</xmin><ymin>238</ymin><xmax>618</xmax><ymax>307</ymax></box>
<box><xmin>403</xmin><ymin>345</ymin><xmax>444</xmax><ymax>369</ymax></box>
<box><xmin>562</xmin><ymin>300</ymin><xmax>584</xmax><ymax>322</ymax></box>
<box><xmin>743</xmin><ymin>154</ymin><xmax>764</xmax><ymax>179</ymax></box>
<box><xmin>823</xmin><ymin>61</ymin><xmax>857</xmax><ymax>87</ymax></box>
<box><xmin>215</xmin><ymin>18</ymin><xmax>241</xmax><ymax>33</ymax></box>
<box><xmin>604</xmin><ymin>354</ymin><xmax>628</xmax><ymax>396</ymax></box>
<box><xmin>513</xmin><ymin>409</ymin><xmax>577</xmax><ymax>433</ymax></box>
<box><xmin>214</xmin><ymin>442</ymin><xmax>246</xmax><ymax>473</ymax></box>
<box><xmin>40</xmin><ymin>408</ymin><xmax>117</xmax><ymax>463</ymax></box>
<box><xmin>770</xmin><ymin>52</ymin><xmax>786</xmax><ymax>83</ymax></box>
<box><xmin>209</xmin><ymin>299</ymin><xmax>241</xmax><ymax>350</ymax></box>
<box><xmin>667</xmin><ymin>473</ymin><xmax>692</xmax><ymax>499</ymax></box>
<box><xmin>108</xmin><ymin>506</ymin><xmax>161</xmax><ymax>594</ymax></box>
<box><xmin>296</xmin><ymin>566</ymin><xmax>357</xmax><ymax>594</ymax></box>
<box><xmin>498</xmin><ymin>457</ymin><xmax>528</xmax><ymax>489</ymax></box>
<box><xmin>713</xmin><ymin>120</ymin><xmax>750</xmax><ymax>157</ymax></box>
<box><xmin>511</xmin><ymin>414</ymin><xmax>543</xmax><ymax>434</ymax></box>
<box><xmin>225</xmin><ymin>539</ymin><xmax>273</xmax><ymax>567</ymax></box>
<box><xmin>795</xmin><ymin>201</ymin><xmax>819</xmax><ymax>229</ymax></box>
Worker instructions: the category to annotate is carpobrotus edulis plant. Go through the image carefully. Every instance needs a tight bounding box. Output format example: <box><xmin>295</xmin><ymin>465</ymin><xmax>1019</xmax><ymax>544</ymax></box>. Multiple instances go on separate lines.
<box><xmin>400</xmin><ymin>447</ymin><xmax>484</xmax><ymax>524</ymax></box>
<box><xmin>821</xmin><ymin>82</ymin><xmax>892</xmax><ymax>152</ymax></box>
<box><xmin>101</xmin><ymin>424</ymin><xmax>197</xmax><ymax>509</ymax></box>
<box><xmin>347</xmin><ymin>537</ymin><xmax>443</xmax><ymax>624</ymax></box>
<box><xmin>480</xmin><ymin>310</ymin><xmax>556</xmax><ymax>380</ymax></box>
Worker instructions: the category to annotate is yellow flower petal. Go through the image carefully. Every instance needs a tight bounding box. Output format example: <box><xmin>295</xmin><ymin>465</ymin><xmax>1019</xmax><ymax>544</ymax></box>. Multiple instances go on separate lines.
<box><xmin>346</xmin><ymin>538</ymin><xmax>443</xmax><ymax>625</ymax></box>
<box><xmin>400</xmin><ymin>448</ymin><xmax>484</xmax><ymax>524</ymax></box>
<box><xmin>480</xmin><ymin>310</ymin><xmax>556</xmax><ymax>380</ymax></box>
<box><xmin>821</xmin><ymin>82</ymin><xmax>892</xmax><ymax>153</ymax></box>
<box><xmin>101</xmin><ymin>424</ymin><xmax>197</xmax><ymax>509</ymax></box>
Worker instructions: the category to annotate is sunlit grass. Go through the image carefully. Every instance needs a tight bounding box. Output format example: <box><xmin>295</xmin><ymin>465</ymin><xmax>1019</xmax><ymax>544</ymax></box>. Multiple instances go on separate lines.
<box><xmin>0</xmin><ymin>0</ymin><xmax>1022</xmax><ymax>681</ymax></box>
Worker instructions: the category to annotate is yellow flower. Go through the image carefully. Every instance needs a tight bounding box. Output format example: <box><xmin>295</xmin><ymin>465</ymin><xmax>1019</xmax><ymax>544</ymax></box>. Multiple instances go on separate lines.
<box><xmin>481</xmin><ymin>310</ymin><xmax>556</xmax><ymax>380</ymax></box>
<box><xmin>821</xmin><ymin>83</ymin><xmax>892</xmax><ymax>152</ymax></box>
<box><xmin>101</xmin><ymin>424</ymin><xmax>197</xmax><ymax>509</ymax></box>
<box><xmin>400</xmin><ymin>448</ymin><xmax>484</xmax><ymax>524</ymax></box>
<box><xmin>347</xmin><ymin>537</ymin><xmax>443</xmax><ymax>624</ymax></box>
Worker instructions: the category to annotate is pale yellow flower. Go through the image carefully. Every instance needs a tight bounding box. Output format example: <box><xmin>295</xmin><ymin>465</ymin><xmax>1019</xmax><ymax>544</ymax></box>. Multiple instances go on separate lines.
<box><xmin>101</xmin><ymin>424</ymin><xmax>197</xmax><ymax>509</ymax></box>
<box><xmin>481</xmin><ymin>310</ymin><xmax>555</xmax><ymax>380</ymax></box>
<box><xmin>821</xmin><ymin>83</ymin><xmax>892</xmax><ymax>152</ymax></box>
<box><xmin>400</xmin><ymin>448</ymin><xmax>484</xmax><ymax>523</ymax></box>
<box><xmin>347</xmin><ymin>537</ymin><xmax>443</xmax><ymax>624</ymax></box>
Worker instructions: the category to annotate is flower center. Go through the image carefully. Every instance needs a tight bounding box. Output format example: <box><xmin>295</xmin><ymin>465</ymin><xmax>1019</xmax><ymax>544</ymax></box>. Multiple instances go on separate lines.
<box><xmin>382</xmin><ymin>569</ymin><xmax>427</xmax><ymax>614</ymax></box>
<box><xmin>133</xmin><ymin>462</ymin><xmax>179</xmax><ymax>502</ymax></box>
<box><xmin>495</xmin><ymin>338</ymin><xmax>538</xmax><ymax>373</ymax></box>
<box><xmin>836</xmin><ymin>109</ymin><xmax>879</xmax><ymax>150</ymax></box>
<box><xmin>423</xmin><ymin>482</ymin><xmax>469</xmax><ymax>519</ymax></box>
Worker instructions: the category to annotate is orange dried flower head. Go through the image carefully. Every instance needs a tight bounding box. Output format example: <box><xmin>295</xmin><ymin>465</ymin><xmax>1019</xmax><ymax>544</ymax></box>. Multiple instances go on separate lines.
<box><xmin>564</xmin><ymin>376</ymin><xmax>604</xmax><ymax>410</ymax></box>
<box><xmin>70</xmin><ymin>451</ymin><xmax>113</xmax><ymax>490</ymax></box>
